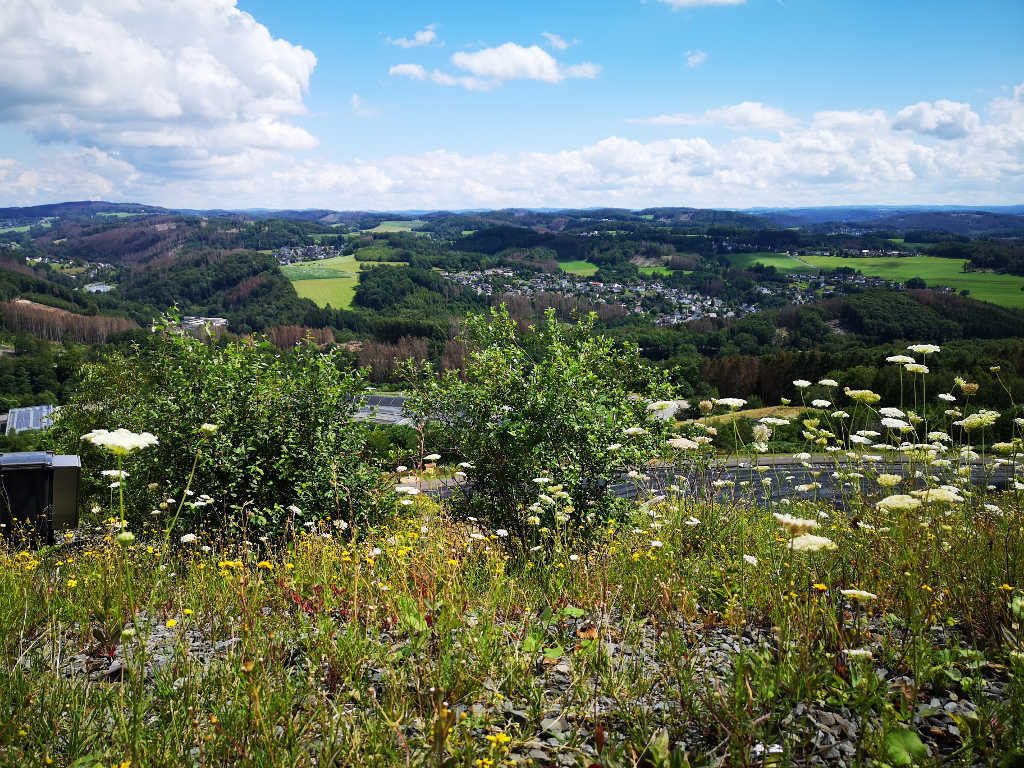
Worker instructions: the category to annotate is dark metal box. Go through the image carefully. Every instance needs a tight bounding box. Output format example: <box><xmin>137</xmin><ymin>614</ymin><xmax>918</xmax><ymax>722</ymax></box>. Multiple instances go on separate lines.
<box><xmin>0</xmin><ymin>452</ymin><xmax>80</xmax><ymax>544</ymax></box>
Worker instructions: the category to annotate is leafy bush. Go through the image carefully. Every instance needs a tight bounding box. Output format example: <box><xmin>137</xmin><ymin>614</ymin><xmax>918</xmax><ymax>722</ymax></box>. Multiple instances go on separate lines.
<box><xmin>52</xmin><ymin>325</ymin><xmax>392</xmax><ymax>534</ymax></box>
<box><xmin>407</xmin><ymin>306</ymin><xmax>676</xmax><ymax>547</ymax></box>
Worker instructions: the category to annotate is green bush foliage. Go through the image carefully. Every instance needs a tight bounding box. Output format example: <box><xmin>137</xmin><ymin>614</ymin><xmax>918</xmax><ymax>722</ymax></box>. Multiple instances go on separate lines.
<box><xmin>52</xmin><ymin>324</ymin><xmax>392</xmax><ymax>534</ymax></box>
<box><xmin>407</xmin><ymin>306</ymin><xmax>676</xmax><ymax>547</ymax></box>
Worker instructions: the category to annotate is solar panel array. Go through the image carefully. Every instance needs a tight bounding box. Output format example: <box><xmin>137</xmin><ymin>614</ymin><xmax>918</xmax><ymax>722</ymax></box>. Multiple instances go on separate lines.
<box><xmin>5</xmin><ymin>405</ymin><xmax>57</xmax><ymax>435</ymax></box>
<box><xmin>365</xmin><ymin>395</ymin><xmax>405</xmax><ymax>408</ymax></box>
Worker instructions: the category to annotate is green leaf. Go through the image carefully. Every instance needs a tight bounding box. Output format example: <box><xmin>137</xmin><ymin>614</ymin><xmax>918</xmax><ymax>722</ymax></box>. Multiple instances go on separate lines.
<box><xmin>562</xmin><ymin>605</ymin><xmax>585</xmax><ymax>619</ymax></box>
<box><xmin>885</xmin><ymin>727</ymin><xmax>929</xmax><ymax>766</ymax></box>
<box><xmin>396</xmin><ymin>595</ymin><xmax>428</xmax><ymax>634</ymax></box>
<box><xmin>522</xmin><ymin>632</ymin><xmax>543</xmax><ymax>654</ymax></box>
<box><xmin>543</xmin><ymin>645</ymin><xmax>564</xmax><ymax>660</ymax></box>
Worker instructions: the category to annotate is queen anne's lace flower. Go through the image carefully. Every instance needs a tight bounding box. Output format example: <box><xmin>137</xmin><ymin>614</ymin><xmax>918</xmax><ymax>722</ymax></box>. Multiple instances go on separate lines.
<box><xmin>82</xmin><ymin>428</ymin><xmax>158</xmax><ymax>455</ymax></box>
<box><xmin>667</xmin><ymin>437</ymin><xmax>698</xmax><ymax>451</ymax></box>
<box><xmin>908</xmin><ymin>344</ymin><xmax>940</xmax><ymax>355</ymax></box>
<box><xmin>788</xmin><ymin>534</ymin><xmax>837</xmax><ymax>552</ymax></box>
<box><xmin>714</xmin><ymin>397</ymin><xmax>747</xmax><ymax>410</ymax></box>
<box><xmin>881</xmin><ymin>417</ymin><xmax>911</xmax><ymax>430</ymax></box>
<box><xmin>845</xmin><ymin>388</ymin><xmax>880</xmax><ymax>404</ymax></box>
<box><xmin>954</xmin><ymin>410</ymin><xmax>1000</xmax><ymax>430</ymax></box>
<box><xmin>876</xmin><ymin>494</ymin><xmax>921</xmax><ymax>511</ymax></box>
<box><xmin>912</xmin><ymin>487</ymin><xmax>963</xmax><ymax>504</ymax></box>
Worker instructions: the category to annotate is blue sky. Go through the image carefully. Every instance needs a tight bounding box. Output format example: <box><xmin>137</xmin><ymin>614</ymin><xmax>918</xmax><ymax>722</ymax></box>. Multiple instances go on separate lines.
<box><xmin>0</xmin><ymin>0</ymin><xmax>1022</xmax><ymax>209</ymax></box>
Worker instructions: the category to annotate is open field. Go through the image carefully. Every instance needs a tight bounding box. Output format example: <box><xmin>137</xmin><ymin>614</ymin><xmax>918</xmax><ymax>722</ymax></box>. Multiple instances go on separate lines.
<box><xmin>48</xmin><ymin>262</ymin><xmax>87</xmax><ymax>276</ymax></box>
<box><xmin>638</xmin><ymin>265</ymin><xmax>675</xmax><ymax>277</ymax></box>
<box><xmin>282</xmin><ymin>253</ymin><xmax>406</xmax><ymax>309</ymax></box>
<box><xmin>728</xmin><ymin>251</ymin><xmax>1024</xmax><ymax>308</ymax></box>
<box><xmin>354</xmin><ymin>243</ymin><xmax>405</xmax><ymax>261</ymax></box>
<box><xmin>801</xmin><ymin>254</ymin><xmax>1024</xmax><ymax>308</ymax></box>
<box><xmin>557</xmin><ymin>259</ymin><xmax>600</xmax><ymax>276</ymax></box>
<box><xmin>0</xmin><ymin>220</ymin><xmax>53</xmax><ymax>234</ymax></box>
<box><xmin>365</xmin><ymin>219</ymin><xmax>426</xmax><ymax>233</ymax></box>
<box><xmin>290</xmin><ymin>276</ymin><xmax>359</xmax><ymax>308</ymax></box>
<box><xmin>725</xmin><ymin>252</ymin><xmax>812</xmax><ymax>273</ymax></box>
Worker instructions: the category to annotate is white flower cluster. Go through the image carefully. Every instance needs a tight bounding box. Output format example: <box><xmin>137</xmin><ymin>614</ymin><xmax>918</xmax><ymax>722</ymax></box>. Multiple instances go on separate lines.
<box><xmin>82</xmin><ymin>428</ymin><xmax>159</xmax><ymax>455</ymax></box>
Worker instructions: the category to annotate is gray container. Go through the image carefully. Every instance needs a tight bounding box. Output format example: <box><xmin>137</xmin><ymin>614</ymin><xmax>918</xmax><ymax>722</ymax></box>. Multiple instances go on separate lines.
<box><xmin>0</xmin><ymin>452</ymin><xmax>80</xmax><ymax>544</ymax></box>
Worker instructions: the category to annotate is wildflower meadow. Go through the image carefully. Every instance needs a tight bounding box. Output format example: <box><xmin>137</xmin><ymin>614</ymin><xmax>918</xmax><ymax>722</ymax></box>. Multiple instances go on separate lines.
<box><xmin>1</xmin><ymin>310</ymin><xmax>1023</xmax><ymax>767</ymax></box>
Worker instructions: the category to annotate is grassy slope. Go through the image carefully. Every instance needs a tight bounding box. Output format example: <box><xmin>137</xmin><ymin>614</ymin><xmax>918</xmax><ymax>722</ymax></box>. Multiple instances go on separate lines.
<box><xmin>727</xmin><ymin>251</ymin><xmax>1024</xmax><ymax>308</ymax></box>
<box><xmin>638</xmin><ymin>265</ymin><xmax>675</xmax><ymax>277</ymax></box>
<box><xmin>725</xmin><ymin>252</ymin><xmax>812</xmax><ymax>274</ymax></box>
<box><xmin>281</xmin><ymin>253</ymin><xmax>407</xmax><ymax>309</ymax></box>
<box><xmin>802</xmin><ymin>254</ymin><xmax>1024</xmax><ymax>308</ymax></box>
<box><xmin>365</xmin><ymin>220</ymin><xmax>426</xmax><ymax>233</ymax></box>
<box><xmin>557</xmin><ymin>260</ymin><xmax>600</xmax><ymax>277</ymax></box>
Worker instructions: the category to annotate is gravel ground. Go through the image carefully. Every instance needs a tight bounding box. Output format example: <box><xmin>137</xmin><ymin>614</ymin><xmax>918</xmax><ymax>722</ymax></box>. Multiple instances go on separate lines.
<box><xmin>17</xmin><ymin>604</ymin><xmax>1008</xmax><ymax>767</ymax></box>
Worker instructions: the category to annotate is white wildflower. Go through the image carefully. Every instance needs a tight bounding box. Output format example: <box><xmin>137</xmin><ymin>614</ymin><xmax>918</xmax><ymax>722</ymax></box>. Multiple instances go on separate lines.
<box><xmin>714</xmin><ymin>397</ymin><xmax>747</xmax><ymax>410</ymax></box>
<box><xmin>876</xmin><ymin>494</ymin><xmax>921</xmax><ymax>511</ymax></box>
<box><xmin>788</xmin><ymin>534</ymin><xmax>837</xmax><ymax>552</ymax></box>
<box><xmin>82</xmin><ymin>428</ymin><xmax>158</xmax><ymax>455</ymax></box>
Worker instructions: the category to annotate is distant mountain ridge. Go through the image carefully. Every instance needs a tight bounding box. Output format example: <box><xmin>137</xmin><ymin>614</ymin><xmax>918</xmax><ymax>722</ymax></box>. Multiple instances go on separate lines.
<box><xmin>3</xmin><ymin>200</ymin><xmax>1024</xmax><ymax>236</ymax></box>
<box><xmin>0</xmin><ymin>201</ymin><xmax>168</xmax><ymax>221</ymax></box>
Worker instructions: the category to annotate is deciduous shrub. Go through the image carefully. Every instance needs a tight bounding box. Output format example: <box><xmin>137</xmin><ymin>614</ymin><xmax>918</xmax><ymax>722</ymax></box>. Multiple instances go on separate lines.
<box><xmin>52</xmin><ymin>323</ymin><xmax>392</xmax><ymax>534</ymax></box>
<box><xmin>407</xmin><ymin>306</ymin><xmax>677</xmax><ymax>547</ymax></box>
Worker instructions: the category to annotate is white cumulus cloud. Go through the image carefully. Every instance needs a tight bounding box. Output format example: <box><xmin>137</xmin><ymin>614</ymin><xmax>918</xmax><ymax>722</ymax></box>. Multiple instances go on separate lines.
<box><xmin>0</xmin><ymin>0</ymin><xmax>317</xmax><ymax>176</ymax></box>
<box><xmin>893</xmin><ymin>99</ymin><xmax>981</xmax><ymax>139</ymax></box>
<box><xmin>389</xmin><ymin>64</ymin><xmax>492</xmax><ymax>91</ymax></box>
<box><xmin>631</xmin><ymin>101</ymin><xmax>799</xmax><ymax>132</ymax></box>
<box><xmin>388</xmin><ymin>25</ymin><xmax>439</xmax><ymax>48</ymax></box>
<box><xmin>391</xmin><ymin>42</ymin><xmax>600</xmax><ymax>91</ymax></box>
<box><xmin>450</xmin><ymin>43</ymin><xmax>600</xmax><ymax>84</ymax></box>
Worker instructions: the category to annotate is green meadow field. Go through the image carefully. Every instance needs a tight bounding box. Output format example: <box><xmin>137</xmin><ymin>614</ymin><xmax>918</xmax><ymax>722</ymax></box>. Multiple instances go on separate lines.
<box><xmin>557</xmin><ymin>259</ymin><xmax>600</xmax><ymax>276</ymax></box>
<box><xmin>638</xmin><ymin>265</ymin><xmax>676</xmax><ymax>277</ymax></box>
<box><xmin>281</xmin><ymin>253</ymin><xmax>406</xmax><ymax>309</ymax></box>
<box><xmin>725</xmin><ymin>251</ymin><xmax>812</xmax><ymax>274</ymax></box>
<box><xmin>728</xmin><ymin>251</ymin><xmax>1024</xmax><ymax>309</ymax></box>
<box><xmin>801</xmin><ymin>254</ymin><xmax>1024</xmax><ymax>309</ymax></box>
<box><xmin>365</xmin><ymin>219</ymin><xmax>426</xmax><ymax>233</ymax></box>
